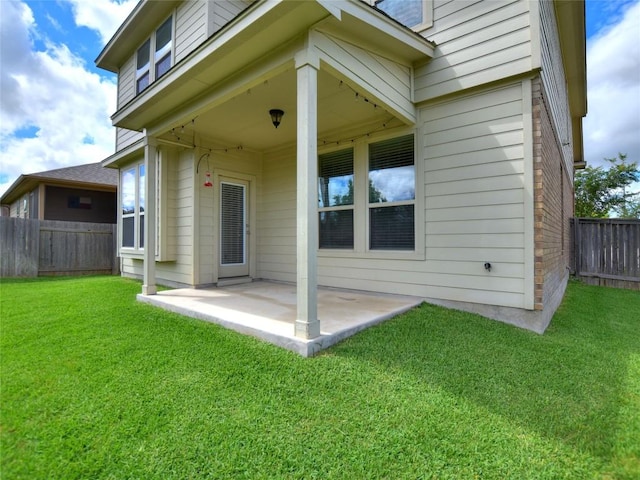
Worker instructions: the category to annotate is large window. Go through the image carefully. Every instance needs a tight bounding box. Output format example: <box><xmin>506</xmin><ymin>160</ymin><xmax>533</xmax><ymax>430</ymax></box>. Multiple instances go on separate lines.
<box><xmin>318</xmin><ymin>133</ymin><xmax>416</xmax><ymax>252</ymax></box>
<box><xmin>121</xmin><ymin>164</ymin><xmax>145</xmax><ymax>250</ymax></box>
<box><xmin>318</xmin><ymin>148</ymin><xmax>354</xmax><ymax>249</ymax></box>
<box><xmin>122</xmin><ymin>167</ymin><xmax>135</xmax><ymax>247</ymax></box>
<box><xmin>135</xmin><ymin>15</ymin><xmax>173</xmax><ymax>95</ymax></box>
<box><xmin>368</xmin><ymin>135</ymin><xmax>415</xmax><ymax>250</ymax></box>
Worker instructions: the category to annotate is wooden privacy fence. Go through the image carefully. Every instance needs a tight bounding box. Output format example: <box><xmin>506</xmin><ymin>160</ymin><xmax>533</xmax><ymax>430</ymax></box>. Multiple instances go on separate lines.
<box><xmin>0</xmin><ymin>218</ymin><xmax>118</xmax><ymax>278</ymax></box>
<box><xmin>572</xmin><ymin>218</ymin><xmax>640</xmax><ymax>290</ymax></box>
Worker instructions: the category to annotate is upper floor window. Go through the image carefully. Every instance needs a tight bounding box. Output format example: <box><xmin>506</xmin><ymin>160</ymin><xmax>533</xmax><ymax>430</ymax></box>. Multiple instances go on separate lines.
<box><xmin>136</xmin><ymin>39</ymin><xmax>151</xmax><ymax>94</ymax></box>
<box><xmin>374</xmin><ymin>0</ymin><xmax>432</xmax><ymax>30</ymax></box>
<box><xmin>155</xmin><ymin>16</ymin><xmax>172</xmax><ymax>79</ymax></box>
<box><xmin>136</xmin><ymin>15</ymin><xmax>173</xmax><ymax>95</ymax></box>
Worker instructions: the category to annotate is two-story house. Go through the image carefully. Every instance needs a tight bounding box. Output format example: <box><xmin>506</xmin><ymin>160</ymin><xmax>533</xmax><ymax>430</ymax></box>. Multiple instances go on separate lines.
<box><xmin>96</xmin><ymin>0</ymin><xmax>586</xmax><ymax>344</ymax></box>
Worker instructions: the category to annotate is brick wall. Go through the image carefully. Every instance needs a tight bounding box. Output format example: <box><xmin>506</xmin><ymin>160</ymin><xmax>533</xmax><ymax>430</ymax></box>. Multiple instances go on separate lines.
<box><xmin>532</xmin><ymin>77</ymin><xmax>573</xmax><ymax>311</ymax></box>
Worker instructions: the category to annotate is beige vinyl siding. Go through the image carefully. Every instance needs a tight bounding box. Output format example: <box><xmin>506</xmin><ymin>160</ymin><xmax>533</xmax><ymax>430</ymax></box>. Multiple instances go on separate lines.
<box><xmin>414</xmin><ymin>0</ymin><xmax>533</xmax><ymax>103</ymax></box>
<box><xmin>256</xmin><ymin>148</ymin><xmax>297</xmax><ymax>283</ymax></box>
<box><xmin>156</xmin><ymin>147</ymin><xmax>178</xmax><ymax>262</ymax></box>
<box><xmin>117</xmin><ymin>56</ymin><xmax>135</xmax><ymax>108</ymax></box>
<box><xmin>175</xmin><ymin>0</ymin><xmax>207</xmax><ymax>64</ymax></box>
<box><xmin>116</xmin><ymin>128</ymin><xmax>144</xmax><ymax>151</ymax></box>
<box><xmin>312</xmin><ymin>31</ymin><xmax>415</xmax><ymax>123</ymax></box>
<box><xmin>422</xmin><ymin>81</ymin><xmax>529</xmax><ymax>308</ymax></box>
<box><xmin>539</xmin><ymin>0</ymin><xmax>573</xmax><ymax>174</ymax></box>
<box><xmin>208</xmin><ymin>0</ymin><xmax>250</xmax><ymax>35</ymax></box>
<box><xmin>121</xmin><ymin>257</ymin><xmax>144</xmax><ymax>280</ymax></box>
<box><xmin>9</xmin><ymin>199</ymin><xmax>22</xmax><ymax>218</ymax></box>
<box><xmin>317</xmin><ymin>257</ymin><xmax>525</xmax><ymax>307</ymax></box>
<box><xmin>159</xmin><ymin>150</ymin><xmax>195</xmax><ymax>286</ymax></box>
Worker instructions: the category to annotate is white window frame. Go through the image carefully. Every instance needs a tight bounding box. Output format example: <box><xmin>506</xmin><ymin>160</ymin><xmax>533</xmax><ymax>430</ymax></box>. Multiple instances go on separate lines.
<box><xmin>119</xmin><ymin>149</ymin><xmax>174</xmax><ymax>261</ymax></box>
<box><xmin>135</xmin><ymin>38</ymin><xmax>151</xmax><ymax>95</ymax></box>
<box><xmin>318</xmin><ymin>146</ymin><xmax>355</xmax><ymax>250</ymax></box>
<box><xmin>120</xmin><ymin>162</ymin><xmax>145</xmax><ymax>253</ymax></box>
<box><xmin>318</xmin><ymin>128</ymin><xmax>425</xmax><ymax>261</ymax></box>
<box><xmin>367</xmin><ymin>134</ymin><xmax>416</xmax><ymax>252</ymax></box>
<box><xmin>135</xmin><ymin>14</ymin><xmax>174</xmax><ymax>96</ymax></box>
<box><xmin>370</xmin><ymin>0</ymin><xmax>433</xmax><ymax>32</ymax></box>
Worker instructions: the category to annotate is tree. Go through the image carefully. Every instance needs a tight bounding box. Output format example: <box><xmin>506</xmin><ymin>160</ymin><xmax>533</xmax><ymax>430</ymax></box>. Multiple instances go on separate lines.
<box><xmin>574</xmin><ymin>153</ymin><xmax>640</xmax><ymax>218</ymax></box>
<box><xmin>330</xmin><ymin>178</ymin><xmax>387</xmax><ymax>206</ymax></box>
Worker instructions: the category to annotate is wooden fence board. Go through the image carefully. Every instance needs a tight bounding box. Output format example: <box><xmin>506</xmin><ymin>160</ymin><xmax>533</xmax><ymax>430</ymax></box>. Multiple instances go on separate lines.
<box><xmin>0</xmin><ymin>218</ymin><xmax>118</xmax><ymax>277</ymax></box>
<box><xmin>572</xmin><ymin>218</ymin><xmax>640</xmax><ymax>290</ymax></box>
<box><xmin>0</xmin><ymin>218</ymin><xmax>39</xmax><ymax>277</ymax></box>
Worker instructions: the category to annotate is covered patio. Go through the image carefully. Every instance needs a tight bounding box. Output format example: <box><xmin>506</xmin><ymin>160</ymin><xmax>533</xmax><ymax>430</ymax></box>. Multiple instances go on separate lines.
<box><xmin>138</xmin><ymin>281</ymin><xmax>423</xmax><ymax>357</ymax></box>
<box><xmin>100</xmin><ymin>1</ymin><xmax>435</xmax><ymax>350</ymax></box>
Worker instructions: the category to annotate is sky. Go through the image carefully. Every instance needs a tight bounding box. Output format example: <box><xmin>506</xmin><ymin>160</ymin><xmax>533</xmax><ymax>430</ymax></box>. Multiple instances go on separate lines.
<box><xmin>1</xmin><ymin>0</ymin><xmax>639</xmax><ymax>198</ymax></box>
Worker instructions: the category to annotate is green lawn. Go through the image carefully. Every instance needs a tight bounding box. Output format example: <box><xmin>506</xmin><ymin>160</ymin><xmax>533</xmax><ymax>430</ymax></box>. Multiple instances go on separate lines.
<box><xmin>1</xmin><ymin>276</ymin><xmax>638</xmax><ymax>479</ymax></box>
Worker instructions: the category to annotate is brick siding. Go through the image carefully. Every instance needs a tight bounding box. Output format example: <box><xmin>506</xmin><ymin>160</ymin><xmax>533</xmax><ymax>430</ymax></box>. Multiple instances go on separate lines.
<box><xmin>532</xmin><ymin>77</ymin><xmax>573</xmax><ymax>311</ymax></box>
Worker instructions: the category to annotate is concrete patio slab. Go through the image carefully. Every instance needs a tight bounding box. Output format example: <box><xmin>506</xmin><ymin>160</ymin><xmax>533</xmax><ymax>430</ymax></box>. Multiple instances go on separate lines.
<box><xmin>137</xmin><ymin>281</ymin><xmax>423</xmax><ymax>356</ymax></box>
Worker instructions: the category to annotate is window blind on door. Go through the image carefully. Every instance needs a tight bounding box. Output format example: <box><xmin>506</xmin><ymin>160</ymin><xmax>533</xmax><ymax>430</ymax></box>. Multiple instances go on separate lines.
<box><xmin>221</xmin><ymin>183</ymin><xmax>245</xmax><ymax>265</ymax></box>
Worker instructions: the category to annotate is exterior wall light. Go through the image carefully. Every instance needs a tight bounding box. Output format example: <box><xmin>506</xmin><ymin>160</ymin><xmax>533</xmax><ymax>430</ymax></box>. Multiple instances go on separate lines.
<box><xmin>269</xmin><ymin>109</ymin><xmax>284</xmax><ymax>128</ymax></box>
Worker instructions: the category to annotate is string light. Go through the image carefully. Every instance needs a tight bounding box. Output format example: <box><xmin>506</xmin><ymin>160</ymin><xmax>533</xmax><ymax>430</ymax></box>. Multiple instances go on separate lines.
<box><xmin>319</xmin><ymin>117</ymin><xmax>397</xmax><ymax>148</ymax></box>
<box><xmin>340</xmin><ymin>80</ymin><xmax>381</xmax><ymax>110</ymax></box>
<box><xmin>314</xmin><ymin>80</ymin><xmax>395</xmax><ymax>147</ymax></box>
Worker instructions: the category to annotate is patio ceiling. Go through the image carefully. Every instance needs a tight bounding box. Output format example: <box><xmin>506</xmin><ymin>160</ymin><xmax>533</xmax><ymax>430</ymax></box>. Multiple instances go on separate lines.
<box><xmin>156</xmin><ymin>67</ymin><xmax>400</xmax><ymax>152</ymax></box>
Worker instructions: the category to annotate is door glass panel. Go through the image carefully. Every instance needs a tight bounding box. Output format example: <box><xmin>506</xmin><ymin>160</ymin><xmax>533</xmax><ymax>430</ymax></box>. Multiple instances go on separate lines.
<box><xmin>220</xmin><ymin>183</ymin><xmax>245</xmax><ymax>265</ymax></box>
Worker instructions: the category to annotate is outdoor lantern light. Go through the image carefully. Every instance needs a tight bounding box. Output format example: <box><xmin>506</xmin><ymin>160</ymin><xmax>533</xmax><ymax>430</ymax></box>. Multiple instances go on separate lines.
<box><xmin>269</xmin><ymin>109</ymin><xmax>284</xmax><ymax>128</ymax></box>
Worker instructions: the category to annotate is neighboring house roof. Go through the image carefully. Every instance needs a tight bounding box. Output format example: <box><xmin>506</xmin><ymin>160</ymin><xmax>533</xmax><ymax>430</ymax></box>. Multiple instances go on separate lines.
<box><xmin>0</xmin><ymin>162</ymin><xmax>118</xmax><ymax>205</ymax></box>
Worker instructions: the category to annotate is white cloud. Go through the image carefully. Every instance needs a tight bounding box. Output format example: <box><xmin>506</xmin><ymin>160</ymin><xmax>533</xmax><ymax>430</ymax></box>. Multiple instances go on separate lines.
<box><xmin>0</xmin><ymin>1</ymin><xmax>132</xmax><ymax>198</ymax></box>
<box><xmin>67</xmin><ymin>0</ymin><xmax>138</xmax><ymax>45</ymax></box>
<box><xmin>584</xmin><ymin>1</ymin><xmax>640</xmax><ymax>167</ymax></box>
<box><xmin>370</xmin><ymin>166</ymin><xmax>415</xmax><ymax>202</ymax></box>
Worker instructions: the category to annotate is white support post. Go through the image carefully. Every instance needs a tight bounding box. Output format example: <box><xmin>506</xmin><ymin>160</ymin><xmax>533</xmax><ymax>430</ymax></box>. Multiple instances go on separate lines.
<box><xmin>142</xmin><ymin>134</ymin><xmax>157</xmax><ymax>295</ymax></box>
<box><xmin>295</xmin><ymin>49</ymin><xmax>320</xmax><ymax>339</ymax></box>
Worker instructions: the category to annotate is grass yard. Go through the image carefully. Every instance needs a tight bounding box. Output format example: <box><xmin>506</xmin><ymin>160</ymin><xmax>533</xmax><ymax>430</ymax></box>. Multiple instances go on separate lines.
<box><xmin>1</xmin><ymin>276</ymin><xmax>638</xmax><ymax>479</ymax></box>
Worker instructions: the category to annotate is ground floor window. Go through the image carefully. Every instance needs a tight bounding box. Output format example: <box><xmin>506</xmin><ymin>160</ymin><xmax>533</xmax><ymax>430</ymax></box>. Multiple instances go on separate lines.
<box><xmin>121</xmin><ymin>163</ymin><xmax>145</xmax><ymax>250</ymax></box>
<box><xmin>318</xmin><ymin>148</ymin><xmax>354</xmax><ymax>248</ymax></box>
<box><xmin>318</xmin><ymin>133</ymin><xmax>415</xmax><ymax>252</ymax></box>
<box><xmin>368</xmin><ymin>134</ymin><xmax>415</xmax><ymax>250</ymax></box>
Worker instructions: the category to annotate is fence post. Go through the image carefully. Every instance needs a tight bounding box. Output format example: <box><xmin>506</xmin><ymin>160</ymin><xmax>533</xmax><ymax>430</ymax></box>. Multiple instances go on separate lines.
<box><xmin>573</xmin><ymin>218</ymin><xmax>581</xmax><ymax>276</ymax></box>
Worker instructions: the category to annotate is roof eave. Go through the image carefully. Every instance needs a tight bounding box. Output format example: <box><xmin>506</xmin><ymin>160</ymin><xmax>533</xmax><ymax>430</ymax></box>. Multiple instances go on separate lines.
<box><xmin>0</xmin><ymin>175</ymin><xmax>116</xmax><ymax>205</ymax></box>
<box><xmin>101</xmin><ymin>138</ymin><xmax>146</xmax><ymax>169</ymax></box>
<box><xmin>554</xmin><ymin>0</ymin><xmax>587</xmax><ymax>165</ymax></box>
<box><xmin>0</xmin><ymin>175</ymin><xmax>33</xmax><ymax>205</ymax></box>
<box><xmin>334</xmin><ymin>0</ymin><xmax>436</xmax><ymax>61</ymax></box>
